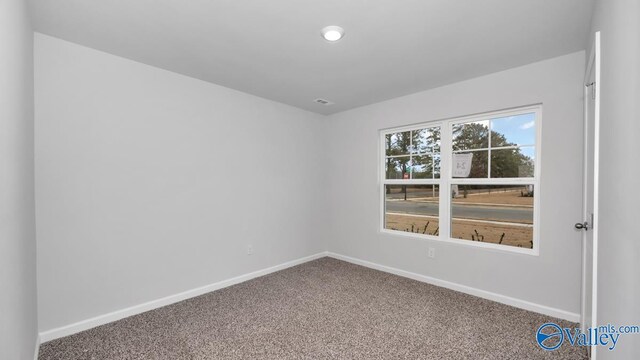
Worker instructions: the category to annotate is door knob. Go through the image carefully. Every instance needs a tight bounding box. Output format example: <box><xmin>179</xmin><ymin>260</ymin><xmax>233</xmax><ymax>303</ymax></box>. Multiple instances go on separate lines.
<box><xmin>575</xmin><ymin>222</ymin><xmax>589</xmax><ymax>230</ymax></box>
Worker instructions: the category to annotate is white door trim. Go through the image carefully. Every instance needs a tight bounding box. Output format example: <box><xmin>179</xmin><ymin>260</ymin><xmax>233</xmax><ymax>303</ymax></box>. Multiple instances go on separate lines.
<box><xmin>581</xmin><ymin>30</ymin><xmax>601</xmax><ymax>359</ymax></box>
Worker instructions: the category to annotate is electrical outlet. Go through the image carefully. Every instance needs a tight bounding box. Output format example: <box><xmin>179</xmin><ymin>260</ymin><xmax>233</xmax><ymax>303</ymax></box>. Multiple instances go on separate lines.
<box><xmin>428</xmin><ymin>247</ymin><xmax>435</xmax><ymax>259</ymax></box>
<box><xmin>247</xmin><ymin>244</ymin><xmax>254</xmax><ymax>255</ymax></box>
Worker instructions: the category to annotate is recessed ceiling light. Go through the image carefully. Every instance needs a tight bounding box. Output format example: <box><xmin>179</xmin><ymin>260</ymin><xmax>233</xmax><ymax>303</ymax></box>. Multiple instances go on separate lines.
<box><xmin>321</xmin><ymin>26</ymin><xmax>344</xmax><ymax>42</ymax></box>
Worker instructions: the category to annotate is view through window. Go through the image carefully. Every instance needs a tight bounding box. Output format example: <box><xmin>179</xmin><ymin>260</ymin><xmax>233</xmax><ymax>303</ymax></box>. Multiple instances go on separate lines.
<box><xmin>382</xmin><ymin>107</ymin><xmax>539</xmax><ymax>252</ymax></box>
<box><xmin>384</xmin><ymin>126</ymin><xmax>441</xmax><ymax>236</ymax></box>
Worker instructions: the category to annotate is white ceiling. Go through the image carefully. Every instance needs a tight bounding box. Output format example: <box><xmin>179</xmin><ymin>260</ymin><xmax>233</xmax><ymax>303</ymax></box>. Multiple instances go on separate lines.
<box><xmin>31</xmin><ymin>0</ymin><xmax>595</xmax><ymax>115</ymax></box>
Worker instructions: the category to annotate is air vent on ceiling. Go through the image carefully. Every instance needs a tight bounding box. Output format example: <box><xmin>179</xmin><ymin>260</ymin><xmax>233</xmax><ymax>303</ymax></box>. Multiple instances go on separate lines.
<box><xmin>314</xmin><ymin>98</ymin><xmax>334</xmax><ymax>106</ymax></box>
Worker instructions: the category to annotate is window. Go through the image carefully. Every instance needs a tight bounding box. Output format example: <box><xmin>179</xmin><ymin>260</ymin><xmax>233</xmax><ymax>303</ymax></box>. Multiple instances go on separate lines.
<box><xmin>383</xmin><ymin>126</ymin><xmax>442</xmax><ymax>236</ymax></box>
<box><xmin>381</xmin><ymin>106</ymin><xmax>540</xmax><ymax>254</ymax></box>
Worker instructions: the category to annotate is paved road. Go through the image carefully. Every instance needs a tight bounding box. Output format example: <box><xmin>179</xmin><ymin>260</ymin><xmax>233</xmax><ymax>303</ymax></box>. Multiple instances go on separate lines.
<box><xmin>385</xmin><ymin>200</ymin><xmax>532</xmax><ymax>223</ymax></box>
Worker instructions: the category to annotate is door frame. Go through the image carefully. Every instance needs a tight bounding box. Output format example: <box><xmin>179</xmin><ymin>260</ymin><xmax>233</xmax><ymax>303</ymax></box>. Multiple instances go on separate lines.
<box><xmin>581</xmin><ymin>31</ymin><xmax>600</xmax><ymax>357</ymax></box>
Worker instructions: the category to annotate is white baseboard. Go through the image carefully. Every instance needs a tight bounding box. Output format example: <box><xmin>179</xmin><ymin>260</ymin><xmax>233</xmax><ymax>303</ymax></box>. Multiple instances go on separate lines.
<box><xmin>327</xmin><ymin>252</ymin><xmax>580</xmax><ymax>323</ymax></box>
<box><xmin>39</xmin><ymin>250</ymin><xmax>579</xmax><ymax>344</ymax></box>
<box><xmin>39</xmin><ymin>251</ymin><xmax>328</xmax><ymax>343</ymax></box>
<box><xmin>33</xmin><ymin>335</ymin><xmax>40</xmax><ymax>360</ymax></box>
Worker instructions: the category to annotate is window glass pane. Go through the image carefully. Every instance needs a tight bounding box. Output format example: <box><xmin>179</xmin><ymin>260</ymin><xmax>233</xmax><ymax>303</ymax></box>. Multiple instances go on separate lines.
<box><xmin>385</xmin><ymin>185</ymin><xmax>440</xmax><ymax>235</ymax></box>
<box><xmin>414</xmin><ymin>127</ymin><xmax>441</xmax><ymax>154</ymax></box>
<box><xmin>491</xmin><ymin>147</ymin><xmax>535</xmax><ymax>178</ymax></box>
<box><xmin>411</xmin><ymin>155</ymin><xmax>440</xmax><ymax>179</ymax></box>
<box><xmin>450</xmin><ymin>184</ymin><xmax>534</xmax><ymax>249</ymax></box>
<box><xmin>452</xmin><ymin>120</ymin><xmax>489</xmax><ymax>150</ymax></box>
<box><xmin>385</xmin><ymin>156</ymin><xmax>411</xmax><ymax>179</ymax></box>
<box><xmin>385</xmin><ymin>131</ymin><xmax>411</xmax><ymax>156</ymax></box>
<box><xmin>452</xmin><ymin>151</ymin><xmax>488</xmax><ymax>178</ymax></box>
<box><xmin>491</xmin><ymin>113</ymin><xmax>536</xmax><ymax>147</ymax></box>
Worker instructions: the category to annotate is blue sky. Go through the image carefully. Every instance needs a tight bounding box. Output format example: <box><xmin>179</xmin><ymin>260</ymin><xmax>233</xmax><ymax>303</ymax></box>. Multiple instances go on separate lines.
<box><xmin>491</xmin><ymin>112</ymin><xmax>536</xmax><ymax>147</ymax></box>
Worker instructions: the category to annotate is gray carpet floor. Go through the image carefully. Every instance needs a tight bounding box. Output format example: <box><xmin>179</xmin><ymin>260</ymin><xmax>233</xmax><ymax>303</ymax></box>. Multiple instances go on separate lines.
<box><xmin>39</xmin><ymin>257</ymin><xmax>586</xmax><ymax>359</ymax></box>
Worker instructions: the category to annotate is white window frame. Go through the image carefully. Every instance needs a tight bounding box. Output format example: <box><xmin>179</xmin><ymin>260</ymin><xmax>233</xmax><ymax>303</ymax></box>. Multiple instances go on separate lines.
<box><xmin>379</xmin><ymin>105</ymin><xmax>542</xmax><ymax>255</ymax></box>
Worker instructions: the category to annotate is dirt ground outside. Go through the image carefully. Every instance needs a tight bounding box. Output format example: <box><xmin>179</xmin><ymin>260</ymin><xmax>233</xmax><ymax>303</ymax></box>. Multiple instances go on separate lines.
<box><xmin>385</xmin><ymin>213</ymin><xmax>533</xmax><ymax>249</ymax></box>
<box><xmin>387</xmin><ymin>187</ymin><xmax>534</xmax><ymax>207</ymax></box>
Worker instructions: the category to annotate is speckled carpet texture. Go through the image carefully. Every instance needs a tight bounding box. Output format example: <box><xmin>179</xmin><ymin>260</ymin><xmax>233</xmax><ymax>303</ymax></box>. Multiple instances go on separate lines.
<box><xmin>39</xmin><ymin>257</ymin><xmax>586</xmax><ymax>359</ymax></box>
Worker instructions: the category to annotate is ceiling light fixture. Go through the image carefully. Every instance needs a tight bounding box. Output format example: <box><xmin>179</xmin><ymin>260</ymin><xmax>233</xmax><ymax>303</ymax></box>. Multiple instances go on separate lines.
<box><xmin>321</xmin><ymin>26</ymin><xmax>344</xmax><ymax>42</ymax></box>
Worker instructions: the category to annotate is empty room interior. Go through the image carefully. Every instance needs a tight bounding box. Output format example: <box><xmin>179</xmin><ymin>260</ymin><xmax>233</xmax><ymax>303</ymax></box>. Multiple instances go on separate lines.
<box><xmin>2</xmin><ymin>0</ymin><xmax>640</xmax><ymax>359</ymax></box>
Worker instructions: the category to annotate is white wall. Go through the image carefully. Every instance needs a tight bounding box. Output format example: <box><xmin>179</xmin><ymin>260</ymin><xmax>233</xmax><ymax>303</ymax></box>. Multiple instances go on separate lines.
<box><xmin>34</xmin><ymin>34</ymin><xmax>327</xmax><ymax>333</ymax></box>
<box><xmin>33</xmin><ymin>29</ymin><xmax>608</xmax><ymax>343</ymax></box>
<box><xmin>324</xmin><ymin>52</ymin><xmax>585</xmax><ymax>316</ymax></box>
<box><xmin>589</xmin><ymin>1</ymin><xmax>640</xmax><ymax>358</ymax></box>
<box><xmin>0</xmin><ymin>0</ymin><xmax>38</xmax><ymax>359</ymax></box>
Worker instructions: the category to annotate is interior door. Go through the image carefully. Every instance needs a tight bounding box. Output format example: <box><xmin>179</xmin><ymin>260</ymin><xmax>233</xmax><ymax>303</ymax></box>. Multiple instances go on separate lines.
<box><xmin>580</xmin><ymin>31</ymin><xmax>600</xmax><ymax>359</ymax></box>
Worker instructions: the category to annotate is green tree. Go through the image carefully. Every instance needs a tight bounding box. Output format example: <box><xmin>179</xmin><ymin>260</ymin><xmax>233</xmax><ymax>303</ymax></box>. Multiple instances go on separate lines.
<box><xmin>452</xmin><ymin>122</ymin><xmax>533</xmax><ymax>179</ymax></box>
<box><xmin>411</xmin><ymin>127</ymin><xmax>441</xmax><ymax>179</ymax></box>
<box><xmin>385</xmin><ymin>128</ymin><xmax>440</xmax><ymax>196</ymax></box>
<box><xmin>385</xmin><ymin>131</ymin><xmax>412</xmax><ymax>179</ymax></box>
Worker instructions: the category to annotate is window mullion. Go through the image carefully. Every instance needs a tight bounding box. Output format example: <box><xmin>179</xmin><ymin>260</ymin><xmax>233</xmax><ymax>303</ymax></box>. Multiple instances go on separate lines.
<box><xmin>488</xmin><ymin>118</ymin><xmax>492</xmax><ymax>178</ymax></box>
<box><xmin>409</xmin><ymin>130</ymin><xmax>414</xmax><ymax>179</ymax></box>
<box><xmin>440</xmin><ymin>122</ymin><xmax>452</xmax><ymax>241</ymax></box>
